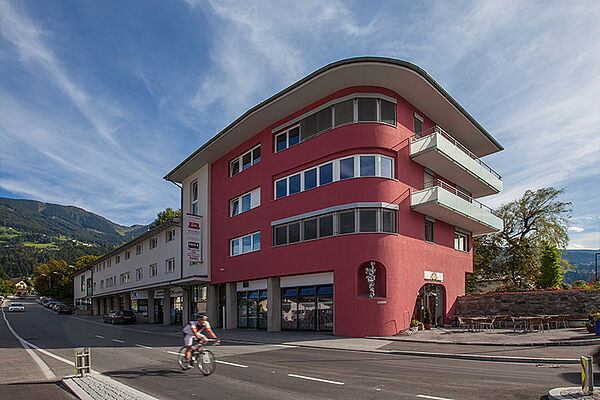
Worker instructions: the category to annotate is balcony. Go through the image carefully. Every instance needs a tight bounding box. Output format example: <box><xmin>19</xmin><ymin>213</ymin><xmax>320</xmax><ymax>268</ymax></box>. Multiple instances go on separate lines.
<box><xmin>410</xmin><ymin>126</ymin><xmax>502</xmax><ymax>198</ymax></box>
<box><xmin>411</xmin><ymin>180</ymin><xmax>503</xmax><ymax>235</ymax></box>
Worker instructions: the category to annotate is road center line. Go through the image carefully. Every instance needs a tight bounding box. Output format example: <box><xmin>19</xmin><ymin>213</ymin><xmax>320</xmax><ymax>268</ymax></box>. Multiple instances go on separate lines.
<box><xmin>2</xmin><ymin>307</ymin><xmax>56</xmax><ymax>380</ymax></box>
<box><xmin>135</xmin><ymin>344</ymin><xmax>152</xmax><ymax>349</ymax></box>
<box><xmin>96</xmin><ymin>335</ymin><xmax>105</xmax><ymax>339</ymax></box>
<box><xmin>417</xmin><ymin>395</ymin><xmax>455</xmax><ymax>400</ymax></box>
<box><xmin>287</xmin><ymin>373</ymin><xmax>344</xmax><ymax>385</ymax></box>
<box><xmin>215</xmin><ymin>360</ymin><xmax>248</xmax><ymax>368</ymax></box>
<box><xmin>112</xmin><ymin>339</ymin><xmax>125</xmax><ymax>343</ymax></box>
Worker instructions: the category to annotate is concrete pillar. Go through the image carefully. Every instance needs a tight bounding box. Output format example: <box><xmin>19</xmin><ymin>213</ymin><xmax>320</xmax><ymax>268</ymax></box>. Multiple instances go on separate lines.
<box><xmin>163</xmin><ymin>287</ymin><xmax>172</xmax><ymax>325</ymax></box>
<box><xmin>225</xmin><ymin>282</ymin><xmax>237</xmax><ymax>329</ymax></box>
<box><xmin>92</xmin><ymin>299</ymin><xmax>99</xmax><ymax>316</ymax></box>
<box><xmin>113</xmin><ymin>296</ymin><xmax>118</xmax><ymax>310</ymax></box>
<box><xmin>124</xmin><ymin>293</ymin><xmax>131</xmax><ymax>310</ymax></box>
<box><xmin>99</xmin><ymin>298</ymin><xmax>105</xmax><ymax>316</ymax></box>
<box><xmin>267</xmin><ymin>277</ymin><xmax>281</xmax><ymax>332</ymax></box>
<box><xmin>182</xmin><ymin>287</ymin><xmax>190</xmax><ymax>326</ymax></box>
<box><xmin>207</xmin><ymin>284</ymin><xmax>220</xmax><ymax>327</ymax></box>
<box><xmin>147</xmin><ymin>290</ymin><xmax>155</xmax><ymax>324</ymax></box>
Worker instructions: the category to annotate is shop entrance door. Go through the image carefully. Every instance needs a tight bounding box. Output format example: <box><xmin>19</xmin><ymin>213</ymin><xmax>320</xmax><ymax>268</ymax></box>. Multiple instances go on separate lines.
<box><xmin>154</xmin><ymin>299</ymin><xmax>163</xmax><ymax>324</ymax></box>
<box><xmin>414</xmin><ymin>284</ymin><xmax>445</xmax><ymax>327</ymax></box>
<box><xmin>247</xmin><ymin>291</ymin><xmax>259</xmax><ymax>329</ymax></box>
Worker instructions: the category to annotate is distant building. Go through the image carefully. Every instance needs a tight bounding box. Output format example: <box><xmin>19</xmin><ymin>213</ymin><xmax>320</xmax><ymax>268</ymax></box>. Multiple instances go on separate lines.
<box><xmin>163</xmin><ymin>57</ymin><xmax>504</xmax><ymax>337</ymax></box>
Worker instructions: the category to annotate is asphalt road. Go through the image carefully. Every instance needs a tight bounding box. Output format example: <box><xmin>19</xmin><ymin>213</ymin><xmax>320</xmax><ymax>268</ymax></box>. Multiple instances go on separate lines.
<box><xmin>0</xmin><ymin>299</ymin><xmax>587</xmax><ymax>400</ymax></box>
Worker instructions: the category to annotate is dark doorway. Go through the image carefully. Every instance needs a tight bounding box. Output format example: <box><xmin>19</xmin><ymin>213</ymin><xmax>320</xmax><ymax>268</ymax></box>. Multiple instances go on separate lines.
<box><xmin>154</xmin><ymin>298</ymin><xmax>163</xmax><ymax>324</ymax></box>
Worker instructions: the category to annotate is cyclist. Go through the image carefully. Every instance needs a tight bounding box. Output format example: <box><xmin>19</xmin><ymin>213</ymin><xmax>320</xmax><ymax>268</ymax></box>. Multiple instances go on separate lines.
<box><xmin>182</xmin><ymin>314</ymin><xmax>219</xmax><ymax>368</ymax></box>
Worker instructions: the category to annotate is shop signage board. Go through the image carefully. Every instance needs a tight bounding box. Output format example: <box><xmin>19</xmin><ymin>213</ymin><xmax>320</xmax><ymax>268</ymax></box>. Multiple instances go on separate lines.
<box><xmin>170</xmin><ymin>287</ymin><xmax>183</xmax><ymax>297</ymax></box>
<box><xmin>424</xmin><ymin>270</ymin><xmax>443</xmax><ymax>282</ymax></box>
<box><xmin>185</xmin><ymin>213</ymin><xmax>202</xmax><ymax>263</ymax></box>
<box><xmin>130</xmin><ymin>291</ymin><xmax>148</xmax><ymax>300</ymax></box>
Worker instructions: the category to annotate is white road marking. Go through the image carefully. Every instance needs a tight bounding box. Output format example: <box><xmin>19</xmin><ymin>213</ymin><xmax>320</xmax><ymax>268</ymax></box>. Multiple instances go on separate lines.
<box><xmin>166</xmin><ymin>351</ymin><xmax>180</xmax><ymax>355</ymax></box>
<box><xmin>112</xmin><ymin>339</ymin><xmax>124</xmax><ymax>343</ymax></box>
<box><xmin>2</xmin><ymin>307</ymin><xmax>56</xmax><ymax>380</ymax></box>
<box><xmin>215</xmin><ymin>360</ymin><xmax>248</xmax><ymax>368</ymax></box>
<box><xmin>288</xmin><ymin>373</ymin><xmax>344</xmax><ymax>385</ymax></box>
<box><xmin>417</xmin><ymin>395</ymin><xmax>455</xmax><ymax>400</ymax></box>
<box><xmin>96</xmin><ymin>335</ymin><xmax>105</xmax><ymax>339</ymax></box>
<box><xmin>136</xmin><ymin>344</ymin><xmax>152</xmax><ymax>349</ymax></box>
<box><xmin>271</xmin><ymin>344</ymin><xmax>297</xmax><ymax>348</ymax></box>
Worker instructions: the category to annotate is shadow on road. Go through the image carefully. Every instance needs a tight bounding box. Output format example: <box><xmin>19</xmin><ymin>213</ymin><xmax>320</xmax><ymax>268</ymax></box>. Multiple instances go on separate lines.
<box><xmin>103</xmin><ymin>368</ymin><xmax>187</xmax><ymax>380</ymax></box>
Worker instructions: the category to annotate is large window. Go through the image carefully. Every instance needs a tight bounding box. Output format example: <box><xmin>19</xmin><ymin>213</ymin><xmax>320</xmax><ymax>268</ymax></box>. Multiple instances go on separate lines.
<box><xmin>230</xmin><ymin>145</ymin><xmax>261</xmax><ymax>177</ymax></box>
<box><xmin>166</xmin><ymin>258</ymin><xmax>176</xmax><ymax>273</ymax></box>
<box><xmin>414</xmin><ymin>113</ymin><xmax>424</xmax><ymax>138</ymax></box>
<box><xmin>149</xmin><ymin>263</ymin><xmax>157</xmax><ymax>277</ymax></box>
<box><xmin>166</xmin><ymin>229</ymin><xmax>176</xmax><ymax>242</ymax></box>
<box><xmin>136</xmin><ymin>268</ymin><xmax>143</xmax><ymax>281</ymax></box>
<box><xmin>136</xmin><ymin>244</ymin><xmax>143</xmax><ymax>255</ymax></box>
<box><xmin>230</xmin><ymin>232</ymin><xmax>261</xmax><ymax>256</ymax></box>
<box><xmin>150</xmin><ymin>237</ymin><xmax>158</xmax><ymax>249</ymax></box>
<box><xmin>454</xmin><ymin>232</ymin><xmax>468</xmax><ymax>252</ymax></box>
<box><xmin>275</xmin><ymin>154</ymin><xmax>394</xmax><ymax>199</ymax></box>
<box><xmin>273</xmin><ymin>95</ymin><xmax>396</xmax><ymax>153</ymax></box>
<box><xmin>282</xmin><ymin>284</ymin><xmax>333</xmax><ymax>332</ymax></box>
<box><xmin>273</xmin><ymin>207</ymin><xmax>397</xmax><ymax>246</ymax></box>
<box><xmin>230</xmin><ymin>188</ymin><xmax>261</xmax><ymax>217</ymax></box>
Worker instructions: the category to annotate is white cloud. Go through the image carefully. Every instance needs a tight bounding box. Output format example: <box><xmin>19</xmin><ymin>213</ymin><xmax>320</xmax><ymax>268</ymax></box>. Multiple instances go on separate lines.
<box><xmin>569</xmin><ymin>227</ymin><xmax>585</xmax><ymax>233</ymax></box>
<box><xmin>567</xmin><ymin>243</ymin><xmax>586</xmax><ymax>250</ymax></box>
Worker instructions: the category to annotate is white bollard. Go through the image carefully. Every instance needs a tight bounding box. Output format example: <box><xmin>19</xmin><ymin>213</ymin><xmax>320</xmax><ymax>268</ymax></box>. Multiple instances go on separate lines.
<box><xmin>581</xmin><ymin>355</ymin><xmax>594</xmax><ymax>395</ymax></box>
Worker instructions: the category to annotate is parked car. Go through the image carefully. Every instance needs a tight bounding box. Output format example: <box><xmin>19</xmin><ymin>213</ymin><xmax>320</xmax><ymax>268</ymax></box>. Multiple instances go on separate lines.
<box><xmin>103</xmin><ymin>310</ymin><xmax>136</xmax><ymax>324</ymax></box>
<box><xmin>8</xmin><ymin>303</ymin><xmax>25</xmax><ymax>312</ymax></box>
<box><xmin>57</xmin><ymin>304</ymin><xmax>73</xmax><ymax>315</ymax></box>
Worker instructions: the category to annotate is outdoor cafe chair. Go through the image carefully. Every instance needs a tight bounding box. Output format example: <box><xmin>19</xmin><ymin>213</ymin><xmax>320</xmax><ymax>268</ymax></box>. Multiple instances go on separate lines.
<box><xmin>529</xmin><ymin>317</ymin><xmax>545</xmax><ymax>332</ymax></box>
<box><xmin>479</xmin><ymin>317</ymin><xmax>496</xmax><ymax>331</ymax></box>
<box><xmin>550</xmin><ymin>315</ymin><xmax>569</xmax><ymax>329</ymax></box>
<box><xmin>512</xmin><ymin>317</ymin><xmax>527</xmax><ymax>332</ymax></box>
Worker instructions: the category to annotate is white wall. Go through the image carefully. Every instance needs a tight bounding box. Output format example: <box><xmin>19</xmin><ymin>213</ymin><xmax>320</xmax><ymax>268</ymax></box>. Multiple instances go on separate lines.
<box><xmin>181</xmin><ymin>164</ymin><xmax>210</xmax><ymax>279</ymax></box>
<box><xmin>73</xmin><ymin>269</ymin><xmax>92</xmax><ymax>300</ymax></box>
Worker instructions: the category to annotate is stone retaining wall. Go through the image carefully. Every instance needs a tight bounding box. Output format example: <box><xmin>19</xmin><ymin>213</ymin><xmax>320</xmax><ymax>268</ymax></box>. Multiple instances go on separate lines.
<box><xmin>456</xmin><ymin>289</ymin><xmax>600</xmax><ymax>317</ymax></box>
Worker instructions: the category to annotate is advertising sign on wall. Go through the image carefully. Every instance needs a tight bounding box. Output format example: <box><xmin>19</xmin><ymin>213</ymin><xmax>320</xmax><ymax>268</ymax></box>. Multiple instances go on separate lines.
<box><xmin>424</xmin><ymin>270</ymin><xmax>444</xmax><ymax>282</ymax></box>
<box><xmin>185</xmin><ymin>213</ymin><xmax>202</xmax><ymax>263</ymax></box>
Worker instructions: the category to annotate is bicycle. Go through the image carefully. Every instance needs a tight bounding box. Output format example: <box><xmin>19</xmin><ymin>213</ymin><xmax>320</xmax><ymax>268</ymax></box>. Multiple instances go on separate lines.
<box><xmin>177</xmin><ymin>338</ymin><xmax>218</xmax><ymax>375</ymax></box>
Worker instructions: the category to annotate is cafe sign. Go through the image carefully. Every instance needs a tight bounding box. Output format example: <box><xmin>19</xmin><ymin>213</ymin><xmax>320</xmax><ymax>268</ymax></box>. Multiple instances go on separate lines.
<box><xmin>424</xmin><ymin>270</ymin><xmax>443</xmax><ymax>282</ymax></box>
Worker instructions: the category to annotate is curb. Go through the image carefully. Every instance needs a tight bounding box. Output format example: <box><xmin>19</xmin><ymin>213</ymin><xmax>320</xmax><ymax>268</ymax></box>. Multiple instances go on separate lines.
<box><xmin>367</xmin><ymin>336</ymin><xmax>600</xmax><ymax>347</ymax></box>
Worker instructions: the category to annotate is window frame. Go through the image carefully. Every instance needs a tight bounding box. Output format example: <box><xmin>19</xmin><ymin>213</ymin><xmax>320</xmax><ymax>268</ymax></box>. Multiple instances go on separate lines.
<box><xmin>166</xmin><ymin>258</ymin><xmax>176</xmax><ymax>273</ymax></box>
<box><xmin>230</xmin><ymin>144</ymin><xmax>261</xmax><ymax>177</ymax></box>
<box><xmin>191</xmin><ymin>180</ymin><xmax>198</xmax><ymax>215</ymax></box>
<box><xmin>425</xmin><ymin>219</ymin><xmax>434</xmax><ymax>243</ymax></box>
<box><xmin>230</xmin><ymin>231</ymin><xmax>261</xmax><ymax>257</ymax></box>
<box><xmin>454</xmin><ymin>231</ymin><xmax>469</xmax><ymax>252</ymax></box>
<box><xmin>136</xmin><ymin>267</ymin><xmax>143</xmax><ymax>281</ymax></box>
<box><xmin>149</xmin><ymin>263</ymin><xmax>158</xmax><ymax>277</ymax></box>
<box><xmin>230</xmin><ymin>187</ymin><xmax>261</xmax><ymax>217</ymax></box>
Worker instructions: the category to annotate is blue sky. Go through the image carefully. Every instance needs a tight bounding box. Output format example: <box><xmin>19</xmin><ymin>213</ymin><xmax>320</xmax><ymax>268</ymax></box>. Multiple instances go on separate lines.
<box><xmin>0</xmin><ymin>1</ymin><xmax>598</xmax><ymax>249</ymax></box>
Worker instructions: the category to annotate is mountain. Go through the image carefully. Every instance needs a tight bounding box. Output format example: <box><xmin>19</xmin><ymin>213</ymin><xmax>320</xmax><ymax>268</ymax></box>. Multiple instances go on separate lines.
<box><xmin>562</xmin><ymin>249</ymin><xmax>599</xmax><ymax>284</ymax></box>
<box><xmin>0</xmin><ymin>197</ymin><xmax>147</xmax><ymax>244</ymax></box>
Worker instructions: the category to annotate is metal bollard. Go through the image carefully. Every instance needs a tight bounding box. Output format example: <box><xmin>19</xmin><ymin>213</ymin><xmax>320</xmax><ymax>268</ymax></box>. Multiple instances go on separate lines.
<box><xmin>581</xmin><ymin>355</ymin><xmax>594</xmax><ymax>395</ymax></box>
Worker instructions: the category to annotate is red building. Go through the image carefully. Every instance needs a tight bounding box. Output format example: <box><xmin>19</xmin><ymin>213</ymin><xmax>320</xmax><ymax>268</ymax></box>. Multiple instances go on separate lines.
<box><xmin>165</xmin><ymin>57</ymin><xmax>503</xmax><ymax>337</ymax></box>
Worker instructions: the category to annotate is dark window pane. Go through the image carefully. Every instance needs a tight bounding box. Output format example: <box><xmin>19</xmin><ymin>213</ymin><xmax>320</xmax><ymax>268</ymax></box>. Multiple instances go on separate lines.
<box><xmin>253</xmin><ymin>146</ymin><xmax>261</xmax><ymax>163</ymax></box>
<box><xmin>414</xmin><ymin>116</ymin><xmax>423</xmax><ymax>135</ymax></box>
<box><xmin>252</xmin><ymin>233</ymin><xmax>260</xmax><ymax>251</ymax></box>
<box><xmin>304</xmin><ymin>168</ymin><xmax>317</xmax><ymax>190</ymax></box>
<box><xmin>241</xmin><ymin>194</ymin><xmax>251</xmax><ymax>212</ymax></box>
<box><xmin>319</xmin><ymin>163</ymin><xmax>333</xmax><ymax>185</ymax></box>
<box><xmin>276</xmin><ymin>133</ymin><xmax>287</xmax><ymax>152</ymax></box>
<box><xmin>242</xmin><ymin>235</ymin><xmax>252</xmax><ymax>253</ymax></box>
<box><xmin>231</xmin><ymin>159</ymin><xmax>240</xmax><ymax>176</ymax></box>
<box><xmin>425</xmin><ymin>220</ymin><xmax>434</xmax><ymax>242</ymax></box>
<box><xmin>316</xmin><ymin>107</ymin><xmax>332</xmax><ymax>133</ymax></box>
<box><xmin>317</xmin><ymin>285</ymin><xmax>333</xmax><ymax>297</ymax></box>
<box><xmin>319</xmin><ymin>215</ymin><xmax>333</xmax><ymax>237</ymax></box>
<box><xmin>359</xmin><ymin>209</ymin><xmax>377</xmax><ymax>232</ymax></box>
<box><xmin>340</xmin><ymin>157</ymin><xmax>354</xmax><ymax>180</ymax></box>
<box><xmin>360</xmin><ymin>156</ymin><xmax>375</xmax><ymax>177</ymax></box>
<box><xmin>382</xmin><ymin>210</ymin><xmax>396</xmax><ymax>233</ymax></box>
<box><xmin>289</xmin><ymin>126</ymin><xmax>300</xmax><ymax>146</ymax></box>
<box><xmin>300</xmin><ymin>113</ymin><xmax>318</xmax><ymax>141</ymax></box>
<box><xmin>381</xmin><ymin>100</ymin><xmax>396</xmax><ymax>125</ymax></box>
<box><xmin>303</xmin><ymin>219</ymin><xmax>318</xmax><ymax>240</ymax></box>
<box><xmin>288</xmin><ymin>222</ymin><xmax>300</xmax><ymax>243</ymax></box>
<box><xmin>275</xmin><ymin>225</ymin><xmax>287</xmax><ymax>245</ymax></box>
<box><xmin>276</xmin><ymin>179</ymin><xmax>287</xmax><ymax>199</ymax></box>
<box><xmin>339</xmin><ymin>210</ymin><xmax>355</xmax><ymax>234</ymax></box>
<box><xmin>242</xmin><ymin>152</ymin><xmax>252</xmax><ymax>170</ymax></box>
<box><xmin>358</xmin><ymin>98</ymin><xmax>377</xmax><ymax>122</ymax></box>
<box><xmin>231</xmin><ymin>199</ymin><xmax>239</xmax><ymax>216</ymax></box>
<box><xmin>289</xmin><ymin>174</ymin><xmax>301</xmax><ymax>195</ymax></box>
<box><xmin>335</xmin><ymin>99</ymin><xmax>353</xmax><ymax>126</ymax></box>
<box><xmin>282</xmin><ymin>288</ymin><xmax>298</xmax><ymax>298</ymax></box>
<box><xmin>299</xmin><ymin>287</ymin><xmax>315</xmax><ymax>296</ymax></box>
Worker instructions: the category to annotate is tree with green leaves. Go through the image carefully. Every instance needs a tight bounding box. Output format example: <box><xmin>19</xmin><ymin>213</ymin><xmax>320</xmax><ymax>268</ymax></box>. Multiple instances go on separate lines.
<box><xmin>33</xmin><ymin>259</ymin><xmax>72</xmax><ymax>300</ymax></box>
<box><xmin>537</xmin><ymin>242</ymin><xmax>563</xmax><ymax>288</ymax></box>
<box><xmin>473</xmin><ymin>187</ymin><xmax>571</xmax><ymax>289</ymax></box>
<box><xmin>151</xmin><ymin>207</ymin><xmax>181</xmax><ymax>227</ymax></box>
<box><xmin>73</xmin><ymin>254</ymin><xmax>100</xmax><ymax>270</ymax></box>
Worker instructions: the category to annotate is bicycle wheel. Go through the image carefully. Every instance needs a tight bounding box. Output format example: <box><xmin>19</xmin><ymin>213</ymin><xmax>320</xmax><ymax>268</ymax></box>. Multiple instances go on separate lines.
<box><xmin>198</xmin><ymin>349</ymin><xmax>216</xmax><ymax>375</ymax></box>
<box><xmin>177</xmin><ymin>346</ymin><xmax>190</xmax><ymax>370</ymax></box>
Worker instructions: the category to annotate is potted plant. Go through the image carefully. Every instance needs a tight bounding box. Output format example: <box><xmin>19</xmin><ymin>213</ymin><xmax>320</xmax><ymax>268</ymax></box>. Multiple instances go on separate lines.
<box><xmin>423</xmin><ymin>308</ymin><xmax>432</xmax><ymax>330</ymax></box>
<box><xmin>411</xmin><ymin>319</ymin><xmax>424</xmax><ymax>331</ymax></box>
<box><xmin>590</xmin><ymin>312</ymin><xmax>600</xmax><ymax>336</ymax></box>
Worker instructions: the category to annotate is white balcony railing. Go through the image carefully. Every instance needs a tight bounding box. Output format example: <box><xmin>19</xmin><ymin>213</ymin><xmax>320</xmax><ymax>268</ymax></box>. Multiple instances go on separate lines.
<box><xmin>411</xmin><ymin>126</ymin><xmax>501</xmax><ymax>180</ymax></box>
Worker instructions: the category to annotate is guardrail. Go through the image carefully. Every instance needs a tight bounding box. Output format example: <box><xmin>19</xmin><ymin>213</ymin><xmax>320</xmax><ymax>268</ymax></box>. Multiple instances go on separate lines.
<box><xmin>413</xmin><ymin>179</ymin><xmax>495</xmax><ymax>214</ymax></box>
<box><xmin>411</xmin><ymin>126</ymin><xmax>502</xmax><ymax>179</ymax></box>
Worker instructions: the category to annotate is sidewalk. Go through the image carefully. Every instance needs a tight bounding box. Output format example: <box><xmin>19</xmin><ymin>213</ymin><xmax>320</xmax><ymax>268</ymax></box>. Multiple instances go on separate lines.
<box><xmin>75</xmin><ymin>314</ymin><xmax>600</xmax><ymax>364</ymax></box>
